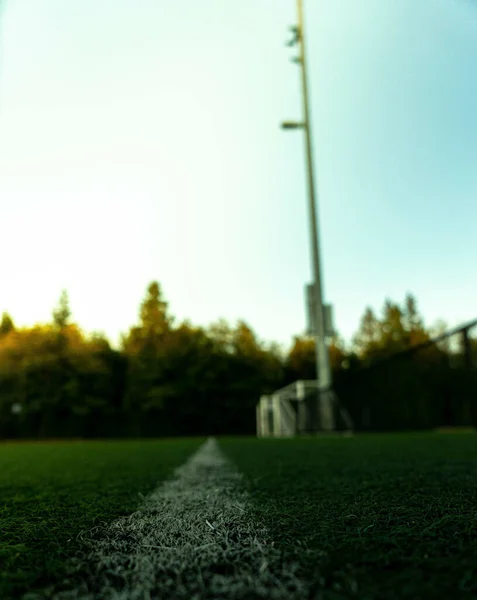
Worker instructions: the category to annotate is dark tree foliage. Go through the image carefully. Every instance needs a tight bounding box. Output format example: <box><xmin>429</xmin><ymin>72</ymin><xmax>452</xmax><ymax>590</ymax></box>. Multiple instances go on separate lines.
<box><xmin>0</xmin><ymin>284</ymin><xmax>475</xmax><ymax>438</ymax></box>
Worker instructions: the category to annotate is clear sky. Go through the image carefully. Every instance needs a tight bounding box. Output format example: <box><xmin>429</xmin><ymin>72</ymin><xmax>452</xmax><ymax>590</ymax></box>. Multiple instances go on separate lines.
<box><xmin>1</xmin><ymin>0</ymin><xmax>477</xmax><ymax>351</ymax></box>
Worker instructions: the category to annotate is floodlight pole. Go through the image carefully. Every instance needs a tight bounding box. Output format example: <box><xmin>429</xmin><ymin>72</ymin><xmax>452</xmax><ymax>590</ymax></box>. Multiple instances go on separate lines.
<box><xmin>282</xmin><ymin>0</ymin><xmax>335</xmax><ymax>431</ymax></box>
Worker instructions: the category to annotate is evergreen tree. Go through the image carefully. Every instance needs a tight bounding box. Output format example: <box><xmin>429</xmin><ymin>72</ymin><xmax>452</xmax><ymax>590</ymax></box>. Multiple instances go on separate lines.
<box><xmin>403</xmin><ymin>293</ymin><xmax>429</xmax><ymax>346</ymax></box>
<box><xmin>52</xmin><ymin>290</ymin><xmax>71</xmax><ymax>330</ymax></box>
<box><xmin>139</xmin><ymin>281</ymin><xmax>172</xmax><ymax>340</ymax></box>
<box><xmin>352</xmin><ymin>306</ymin><xmax>382</xmax><ymax>360</ymax></box>
<box><xmin>403</xmin><ymin>293</ymin><xmax>423</xmax><ymax>332</ymax></box>
<box><xmin>380</xmin><ymin>299</ymin><xmax>407</xmax><ymax>352</ymax></box>
<box><xmin>0</xmin><ymin>312</ymin><xmax>15</xmax><ymax>337</ymax></box>
<box><xmin>121</xmin><ymin>281</ymin><xmax>173</xmax><ymax>355</ymax></box>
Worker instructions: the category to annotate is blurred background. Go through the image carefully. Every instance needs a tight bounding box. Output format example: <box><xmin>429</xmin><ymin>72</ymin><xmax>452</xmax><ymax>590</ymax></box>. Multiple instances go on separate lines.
<box><xmin>1</xmin><ymin>0</ymin><xmax>477</xmax><ymax>438</ymax></box>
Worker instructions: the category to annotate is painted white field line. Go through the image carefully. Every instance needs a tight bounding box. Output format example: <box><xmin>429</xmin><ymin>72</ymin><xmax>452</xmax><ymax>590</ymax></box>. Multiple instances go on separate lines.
<box><xmin>53</xmin><ymin>437</ymin><xmax>311</xmax><ymax>600</ymax></box>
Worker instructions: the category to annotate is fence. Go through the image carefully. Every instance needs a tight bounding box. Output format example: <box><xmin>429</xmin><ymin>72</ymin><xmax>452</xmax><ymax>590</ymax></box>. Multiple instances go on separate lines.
<box><xmin>334</xmin><ymin>320</ymin><xmax>477</xmax><ymax>432</ymax></box>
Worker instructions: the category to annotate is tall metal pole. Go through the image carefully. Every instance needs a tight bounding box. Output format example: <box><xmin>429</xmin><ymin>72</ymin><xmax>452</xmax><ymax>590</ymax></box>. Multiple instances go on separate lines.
<box><xmin>287</xmin><ymin>0</ymin><xmax>335</xmax><ymax>431</ymax></box>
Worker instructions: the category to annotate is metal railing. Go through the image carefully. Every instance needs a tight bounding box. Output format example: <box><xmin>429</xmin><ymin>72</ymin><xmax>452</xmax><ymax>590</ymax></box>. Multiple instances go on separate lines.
<box><xmin>335</xmin><ymin>320</ymin><xmax>477</xmax><ymax>432</ymax></box>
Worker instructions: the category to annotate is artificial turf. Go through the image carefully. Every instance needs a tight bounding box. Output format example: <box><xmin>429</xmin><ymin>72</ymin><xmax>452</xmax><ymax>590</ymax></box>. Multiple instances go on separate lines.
<box><xmin>3</xmin><ymin>433</ymin><xmax>477</xmax><ymax>599</ymax></box>
<box><xmin>220</xmin><ymin>432</ymin><xmax>477</xmax><ymax>599</ymax></box>
<box><xmin>0</xmin><ymin>437</ymin><xmax>204</xmax><ymax>599</ymax></box>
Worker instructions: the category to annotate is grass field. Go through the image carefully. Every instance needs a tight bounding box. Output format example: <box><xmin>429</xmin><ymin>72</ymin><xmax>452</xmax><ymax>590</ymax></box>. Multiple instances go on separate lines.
<box><xmin>1</xmin><ymin>432</ymin><xmax>477</xmax><ymax>598</ymax></box>
<box><xmin>222</xmin><ymin>432</ymin><xmax>477</xmax><ymax>599</ymax></box>
<box><xmin>0</xmin><ymin>438</ymin><xmax>205</xmax><ymax>599</ymax></box>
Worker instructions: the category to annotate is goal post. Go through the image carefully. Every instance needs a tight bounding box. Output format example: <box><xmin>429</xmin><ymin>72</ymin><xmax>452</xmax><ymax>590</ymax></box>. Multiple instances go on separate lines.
<box><xmin>256</xmin><ymin>380</ymin><xmax>354</xmax><ymax>437</ymax></box>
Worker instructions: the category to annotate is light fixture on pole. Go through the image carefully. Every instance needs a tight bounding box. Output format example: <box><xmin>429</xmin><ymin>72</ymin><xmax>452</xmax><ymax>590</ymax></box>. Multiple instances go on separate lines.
<box><xmin>281</xmin><ymin>121</ymin><xmax>305</xmax><ymax>130</ymax></box>
<box><xmin>281</xmin><ymin>0</ymin><xmax>335</xmax><ymax>432</ymax></box>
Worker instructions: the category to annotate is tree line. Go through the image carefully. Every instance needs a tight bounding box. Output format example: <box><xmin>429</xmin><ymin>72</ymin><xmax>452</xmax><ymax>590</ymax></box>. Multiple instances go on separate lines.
<box><xmin>0</xmin><ymin>281</ymin><xmax>475</xmax><ymax>438</ymax></box>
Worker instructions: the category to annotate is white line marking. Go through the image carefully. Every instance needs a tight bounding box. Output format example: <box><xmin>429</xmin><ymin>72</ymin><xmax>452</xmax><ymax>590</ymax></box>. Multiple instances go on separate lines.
<box><xmin>53</xmin><ymin>437</ymin><xmax>310</xmax><ymax>599</ymax></box>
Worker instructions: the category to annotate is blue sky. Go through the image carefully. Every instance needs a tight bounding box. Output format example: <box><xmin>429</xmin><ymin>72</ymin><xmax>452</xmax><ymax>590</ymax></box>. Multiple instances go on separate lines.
<box><xmin>1</xmin><ymin>0</ymin><xmax>477</xmax><ymax>351</ymax></box>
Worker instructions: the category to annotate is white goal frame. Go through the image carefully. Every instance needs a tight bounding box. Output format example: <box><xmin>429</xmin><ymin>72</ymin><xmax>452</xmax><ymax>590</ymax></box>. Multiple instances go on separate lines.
<box><xmin>256</xmin><ymin>380</ymin><xmax>354</xmax><ymax>437</ymax></box>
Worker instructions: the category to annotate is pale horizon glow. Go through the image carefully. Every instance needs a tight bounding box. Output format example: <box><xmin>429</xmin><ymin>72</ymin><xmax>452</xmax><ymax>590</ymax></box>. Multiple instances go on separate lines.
<box><xmin>1</xmin><ymin>0</ymin><xmax>477</xmax><ymax>351</ymax></box>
